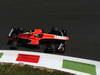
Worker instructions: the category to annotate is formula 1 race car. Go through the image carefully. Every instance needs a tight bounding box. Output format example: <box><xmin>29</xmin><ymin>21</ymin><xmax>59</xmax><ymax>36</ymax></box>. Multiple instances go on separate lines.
<box><xmin>7</xmin><ymin>27</ymin><xmax>70</xmax><ymax>53</ymax></box>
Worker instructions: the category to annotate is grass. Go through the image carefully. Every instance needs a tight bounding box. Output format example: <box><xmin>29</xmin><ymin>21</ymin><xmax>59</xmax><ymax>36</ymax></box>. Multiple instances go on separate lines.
<box><xmin>0</xmin><ymin>63</ymin><xmax>74</xmax><ymax>75</ymax></box>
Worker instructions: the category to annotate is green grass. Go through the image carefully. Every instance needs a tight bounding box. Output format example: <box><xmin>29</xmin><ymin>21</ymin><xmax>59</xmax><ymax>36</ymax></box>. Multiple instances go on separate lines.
<box><xmin>0</xmin><ymin>63</ymin><xmax>74</xmax><ymax>75</ymax></box>
<box><xmin>0</xmin><ymin>53</ymin><xmax>3</xmax><ymax>58</ymax></box>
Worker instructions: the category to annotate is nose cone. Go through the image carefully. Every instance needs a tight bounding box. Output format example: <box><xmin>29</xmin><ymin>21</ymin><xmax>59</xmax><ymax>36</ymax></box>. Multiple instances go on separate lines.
<box><xmin>54</xmin><ymin>35</ymin><xmax>70</xmax><ymax>40</ymax></box>
<box><xmin>65</xmin><ymin>37</ymin><xmax>70</xmax><ymax>40</ymax></box>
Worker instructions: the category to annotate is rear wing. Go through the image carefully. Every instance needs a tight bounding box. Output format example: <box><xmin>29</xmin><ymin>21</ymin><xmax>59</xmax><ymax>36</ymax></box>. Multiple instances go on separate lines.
<box><xmin>8</xmin><ymin>27</ymin><xmax>25</xmax><ymax>38</ymax></box>
<box><xmin>8</xmin><ymin>28</ymin><xmax>14</xmax><ymax>37</ymax></box>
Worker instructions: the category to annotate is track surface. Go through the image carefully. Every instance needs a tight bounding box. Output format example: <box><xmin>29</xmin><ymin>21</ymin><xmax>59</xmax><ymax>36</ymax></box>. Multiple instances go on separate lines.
<box><xmin>0</xmin><ymin>0</ymin><xmax>100</xmax><ymax>61</ymax></box>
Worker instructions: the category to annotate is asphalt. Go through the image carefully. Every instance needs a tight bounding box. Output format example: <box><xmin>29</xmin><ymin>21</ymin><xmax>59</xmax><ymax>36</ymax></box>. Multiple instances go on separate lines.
<box><xmin>0</xmin><ymin>0</ymin><xmax>100</xmax><ymax>61</ymax></box>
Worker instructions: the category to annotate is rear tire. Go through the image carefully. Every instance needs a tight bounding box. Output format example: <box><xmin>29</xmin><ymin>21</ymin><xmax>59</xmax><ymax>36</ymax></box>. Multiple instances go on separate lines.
<box><xmin>9</xmin><ymin>41</ymin><xmax>18</xmax><ymax>50</ymax></box>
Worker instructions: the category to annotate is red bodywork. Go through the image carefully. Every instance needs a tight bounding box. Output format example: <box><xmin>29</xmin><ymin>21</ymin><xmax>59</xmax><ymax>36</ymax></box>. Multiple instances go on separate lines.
<box><xmin>15</xmin><ymin>29</ymin><xmax>69</xmax><ymax>45</ymax></box>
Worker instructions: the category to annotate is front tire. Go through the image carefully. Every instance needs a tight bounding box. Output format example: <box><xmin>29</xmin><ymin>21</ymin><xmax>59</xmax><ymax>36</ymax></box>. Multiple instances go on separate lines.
<box><xmin>44</xmin><ymin>44</ymin><xmax>56</xmax><ymax>53</ymax></box>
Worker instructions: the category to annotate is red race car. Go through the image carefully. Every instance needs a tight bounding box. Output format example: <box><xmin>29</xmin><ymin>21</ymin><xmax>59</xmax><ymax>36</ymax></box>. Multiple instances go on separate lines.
<box><xmin>7</xmin><ymin>27</ymin><xmax>70</xmax><ymax>53</ymax></box>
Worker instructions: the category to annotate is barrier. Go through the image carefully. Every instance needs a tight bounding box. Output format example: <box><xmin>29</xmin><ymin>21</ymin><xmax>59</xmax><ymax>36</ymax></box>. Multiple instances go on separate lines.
<box><xmin>0</xmin><ymin>50</ymin><xmax>100</xmax><ymax>75</ymax></box>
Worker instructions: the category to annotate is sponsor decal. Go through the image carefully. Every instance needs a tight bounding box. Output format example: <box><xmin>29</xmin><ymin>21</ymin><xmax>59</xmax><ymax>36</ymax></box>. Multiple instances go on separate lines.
<box><xmin>0</xmin><ymin>53</ymin><xmax>3</xmax><ymax>58</ymax></box>
<box><xmin>63</xmin><ymin>59</ymin><xmax>96</xmax><ymax>75</ymax></box>
<box><xmin>16</xmin><ymin>54</ymin><xmax>40</xmax><ymax>63</ymax></box>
